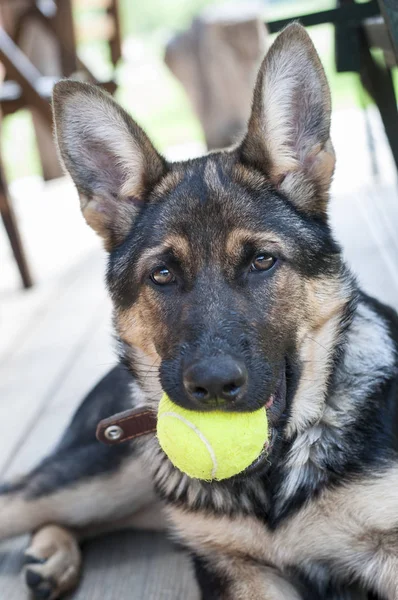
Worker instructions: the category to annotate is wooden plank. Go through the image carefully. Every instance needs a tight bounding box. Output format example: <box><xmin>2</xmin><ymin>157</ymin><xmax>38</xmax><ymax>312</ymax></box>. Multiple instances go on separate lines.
<box><xmin>331</xmin><ymin>106</ymin><xmax>397</xmax><ymax>194</ymax></box>
<box><xmin>4</xmin><ymin>307</ymin><xmax>115</xmax><ymax>478</ymax></box>
<box><xmin>353</xmin><ymin>185</ymin><xmax>398</xmax><ymax>308</ymax></box>
<box><xmin>0</xmin><ymin>535</ymin><xmax>28</xmax><ymax>600</ymax></box>
<box><xmin>0</xmin><ymin>250</ymin><xmax>109</xmax><ymax>475</ymax></box>
<box><xmin>70</xmin><ymin>532</ymin><xmax>200</xmax><ymax>600</ymax></box>
<box><xmin>330</xmin><ymin>181</ymin><xmax>398</xmax><ymax>310</ymax></box>
<box><xmin>0</xmin><ymin>176</ymin><xmax>100</xmax><ymax>365</ymax></box>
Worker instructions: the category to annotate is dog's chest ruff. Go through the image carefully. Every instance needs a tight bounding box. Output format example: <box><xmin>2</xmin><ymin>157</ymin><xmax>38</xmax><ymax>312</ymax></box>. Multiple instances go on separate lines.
<box><xmin>167</xmin><ymin>462</ymin><xmax>398</xmax><ymax>589</ymax></box>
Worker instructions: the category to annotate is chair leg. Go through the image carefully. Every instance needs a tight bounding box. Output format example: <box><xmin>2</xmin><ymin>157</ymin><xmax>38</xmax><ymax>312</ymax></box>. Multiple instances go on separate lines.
<box><xmin>359</xmin><ymin>27</ymin><xmax>398</xmax><ymax>174</ymax></box>
<box><xmin>108</xmin><ymin>0</ymin><xmax>123</xmax><ymax>67</ymax></box>
<box><xmin>0</xmin><ymin>164</ymin><xmax>33</xmax><ymax>289</ymax></box>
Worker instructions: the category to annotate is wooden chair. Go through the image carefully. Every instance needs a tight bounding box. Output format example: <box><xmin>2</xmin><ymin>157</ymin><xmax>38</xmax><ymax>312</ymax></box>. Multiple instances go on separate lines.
<box><xmin>0</xmin><ymin>112</ymin><xmax>33</xmax><ymax>289</ymax></box>
<box><xmin>0</xmin><ymin>0</ymin><xmax>122</xmax><ymax>288</ymax></box>
<box><xmin>165</xmin><ymin>7</ymin><xmax>268</xmax><ymax>150</ymax></box>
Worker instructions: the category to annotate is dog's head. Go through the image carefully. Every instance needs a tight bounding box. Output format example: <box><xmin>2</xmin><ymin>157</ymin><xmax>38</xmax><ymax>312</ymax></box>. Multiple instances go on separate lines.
<box><xmin>53</xmin><ymin>24</ymin><xmax>352</xmax><ymax>473</ymax></box>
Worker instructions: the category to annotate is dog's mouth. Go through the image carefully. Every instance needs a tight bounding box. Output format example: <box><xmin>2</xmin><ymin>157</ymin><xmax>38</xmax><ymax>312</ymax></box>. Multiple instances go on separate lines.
<box><xmin>156</xmin><ymin>361</ymin><xmax>288</xmax><ymax>480</ymax></box>
<box><xmin>265</xmin><ymin>364</ymin><xmax>287</xmax><ymax>430</ymax></box>
<box><xmin>242</xmin><ymin>365</ymin><xmax>287</xmax><ymax>476</ymax></box>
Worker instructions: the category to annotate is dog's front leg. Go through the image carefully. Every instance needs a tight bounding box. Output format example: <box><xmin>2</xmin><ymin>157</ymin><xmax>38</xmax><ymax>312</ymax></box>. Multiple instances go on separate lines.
<box><xmin>0</xmin><ymin>366</ymin><xmax>165</xmax><ymax>598</ymax></box>
<box><xmin>221</xmin><ymin>561</ymin><xmax>303</xmax><ymax>600</ymax></box>
<box><xmin>194</xmin><ymin>554</ymin><xmax>302</xmax><ymax>600</ymax></box>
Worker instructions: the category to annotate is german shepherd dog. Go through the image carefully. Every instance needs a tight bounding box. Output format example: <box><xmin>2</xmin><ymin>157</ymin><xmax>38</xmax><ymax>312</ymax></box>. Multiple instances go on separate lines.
<box><xmin>1</xmin><ymin>24</ymin><xmax>398</xmax><ymax>600</ymax></box>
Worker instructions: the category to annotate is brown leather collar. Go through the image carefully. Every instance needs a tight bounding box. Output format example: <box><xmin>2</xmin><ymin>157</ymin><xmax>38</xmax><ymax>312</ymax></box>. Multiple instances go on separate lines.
<box><xmin>96</xmin><ymin>408</ymin><xmax>157</xmax><ymax>445</ymax></box>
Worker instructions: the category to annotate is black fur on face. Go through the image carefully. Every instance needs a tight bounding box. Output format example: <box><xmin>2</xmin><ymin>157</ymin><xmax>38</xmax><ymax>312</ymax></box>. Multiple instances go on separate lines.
<box><xmin>107</xmin><ymin>151</ymin><xmax>342</xmax><ymax>425</ymax></box>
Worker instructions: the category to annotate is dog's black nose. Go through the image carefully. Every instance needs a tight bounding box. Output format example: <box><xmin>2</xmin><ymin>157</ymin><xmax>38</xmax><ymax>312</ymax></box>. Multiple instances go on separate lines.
<box><xmin>183</xmin><ymin>357</ymin><xmax>248</xmax><ymax>405</ymax></box>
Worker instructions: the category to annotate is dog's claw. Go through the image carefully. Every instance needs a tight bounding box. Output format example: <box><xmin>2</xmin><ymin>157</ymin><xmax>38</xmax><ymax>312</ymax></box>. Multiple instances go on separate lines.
<box><xmin>25</xmin><ymin>553</ymin><xmax>47</xmax><ymax>565</ymax></box>
<box><xmin>25</xmin><ymin>568</ymin><xmax>55</xmax><ymax>598</ymax></box>
<box><xmin>26</xmin><ymin>568</ymin><xmax>44</xmax><ymax>587</ymax></box>
<box><xmin>23</xmin><ymin>525</ymin><xmax>81</xmax><ymax>599</ymax></box>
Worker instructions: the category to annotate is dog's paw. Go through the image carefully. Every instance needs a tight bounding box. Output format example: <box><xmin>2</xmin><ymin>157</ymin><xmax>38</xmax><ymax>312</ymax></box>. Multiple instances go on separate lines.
<box><xmin>23</xmin><ymin>525</ymin><xmax>81</xmax><ymax>599</ymax></box>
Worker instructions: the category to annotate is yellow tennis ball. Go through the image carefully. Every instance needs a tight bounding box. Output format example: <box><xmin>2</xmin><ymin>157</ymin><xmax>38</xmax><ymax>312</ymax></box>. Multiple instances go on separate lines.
<box><xmin>157</xmin><ymin>394</ymin><xmax>268</xmax><ymax>481</ymax></box>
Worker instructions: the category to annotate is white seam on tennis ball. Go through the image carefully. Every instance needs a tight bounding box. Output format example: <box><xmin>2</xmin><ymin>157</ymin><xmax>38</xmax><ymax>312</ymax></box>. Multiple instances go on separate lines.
<box><xmin>159</xmin><ymin>412</ymin><xmax>218</xmax><ymax>478</ymax></box>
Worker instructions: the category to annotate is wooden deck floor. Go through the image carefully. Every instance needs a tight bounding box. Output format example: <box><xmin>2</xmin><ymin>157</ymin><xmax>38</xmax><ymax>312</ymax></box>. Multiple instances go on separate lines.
<box><xmin>1</xmin><ymin>107</ymin><xmax>398</xmax><ymax>598</ymax></box>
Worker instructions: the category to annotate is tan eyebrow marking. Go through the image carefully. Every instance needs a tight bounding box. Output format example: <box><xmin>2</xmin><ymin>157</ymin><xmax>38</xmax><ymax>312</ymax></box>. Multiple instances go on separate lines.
<box><xmin>225</xmin><ymin>228</ymin><xmax>284</xmax><ymax>261</ymax></box>
<box><xmin>164</xmin><ymin>234</ymin><xmax>191</xmax><ymax>262</ymax></box>
<box><xmin>135</xmin><ymin>235</ymin><xmax>191</xmax><ymax>279</ymax></box>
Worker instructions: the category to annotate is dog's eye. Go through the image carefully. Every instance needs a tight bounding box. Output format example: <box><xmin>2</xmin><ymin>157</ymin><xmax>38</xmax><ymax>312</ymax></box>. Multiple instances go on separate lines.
<box><xmin>150</xmin><ymin>267</ymin><xmax>175</xmax><ymax>286</ymax></box>
<box><xmin>250</xmin><ymin>254</ymin><xmax>277</xmax><ymax>272</ymax></box>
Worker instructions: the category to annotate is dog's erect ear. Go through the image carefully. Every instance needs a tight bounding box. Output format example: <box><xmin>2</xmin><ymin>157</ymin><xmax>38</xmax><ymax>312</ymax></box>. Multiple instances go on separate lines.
<box><xmin>240</xmin><ymin>23</ymin><xmax>335</xmax><ymax>216</ymax></box>
<box><xmin>53</xmin><ymin>81</ymin><xmax>167</xmax><ymax>249</ymax></box>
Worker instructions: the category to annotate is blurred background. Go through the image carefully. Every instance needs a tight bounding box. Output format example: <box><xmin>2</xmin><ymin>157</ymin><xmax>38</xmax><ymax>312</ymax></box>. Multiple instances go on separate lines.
<box><xmin>1</xmin><ymin>1</ymin><xmax>398</xmax><ymax>597</ymax></box>
<box><xmin>2</xmin><ymin>0</ymin><xmax>398</xmax><ymax>178</ymax></box>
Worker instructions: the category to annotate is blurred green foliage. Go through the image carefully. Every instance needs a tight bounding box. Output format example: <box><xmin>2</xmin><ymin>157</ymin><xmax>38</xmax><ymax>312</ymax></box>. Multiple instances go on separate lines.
<box><xmin>2</xmin><ymin>0</ymin><xmax>395</xmax><ymax>182</ymax></box>
<box><xmin>119</xmin><ymin>0</ymin><xmax>223</xmax><ymax>36</ymax></box>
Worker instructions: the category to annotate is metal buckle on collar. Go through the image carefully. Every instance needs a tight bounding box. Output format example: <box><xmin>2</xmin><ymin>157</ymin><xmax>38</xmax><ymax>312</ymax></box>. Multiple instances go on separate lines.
<box><xmin>96</xmin><ymin>408</ymin><xmax>157</xmax><ymax>445</ymax></box>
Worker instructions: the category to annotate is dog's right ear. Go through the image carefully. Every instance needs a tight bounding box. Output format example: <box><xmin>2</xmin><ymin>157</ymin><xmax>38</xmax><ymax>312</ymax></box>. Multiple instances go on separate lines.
<box><xmin>240</xmin><ymin>24</ymin><xmax>335</xmax><ymax>217</ymax></box>
<box><xmin>53</xmin><ymin>81</ymin><xmax>167</xmax><ymax>250</ymax></box>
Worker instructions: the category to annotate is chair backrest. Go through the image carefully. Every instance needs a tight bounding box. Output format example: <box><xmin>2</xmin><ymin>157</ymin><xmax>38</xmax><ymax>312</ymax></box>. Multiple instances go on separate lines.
<box><xmin>364</xmin><ymin>15</ymin><xmax>397</xmax><ymax>67</ymax></box>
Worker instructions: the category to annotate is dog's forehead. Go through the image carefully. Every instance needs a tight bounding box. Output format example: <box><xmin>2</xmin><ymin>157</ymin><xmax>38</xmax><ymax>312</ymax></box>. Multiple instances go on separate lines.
<box><xmin>109</xmin><ymin>152</ymin><xmax>338</xmax><ymax>298</ymax></box>
<box><xmin>151</xmin><ymin>155</ymin><xmax>281</xmax><ymax>244</ymax></box>
<box><xmin>145</xmin><ymin>154</ymin><xmax>332</xmax><ymax>268</ymax></box>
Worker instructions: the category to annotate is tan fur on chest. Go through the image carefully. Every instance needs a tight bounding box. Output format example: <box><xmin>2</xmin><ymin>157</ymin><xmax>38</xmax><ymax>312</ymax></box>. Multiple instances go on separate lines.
<box><xmin>166</xmin><ymin>466</ymin><xmax>398</xmax><ymax>597</ymax></box>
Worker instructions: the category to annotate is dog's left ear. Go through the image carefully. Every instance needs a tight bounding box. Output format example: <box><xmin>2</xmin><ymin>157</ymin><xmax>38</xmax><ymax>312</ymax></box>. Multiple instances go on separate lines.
<box><xmin>53</xmin><ymin>81</ymin><xmax>167</xmax><ymax>250</ymax></box>
<box><xmin>240</xmin><ymin>23</ymin><xmax>335</xmax><ymax>216</ymax></box>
